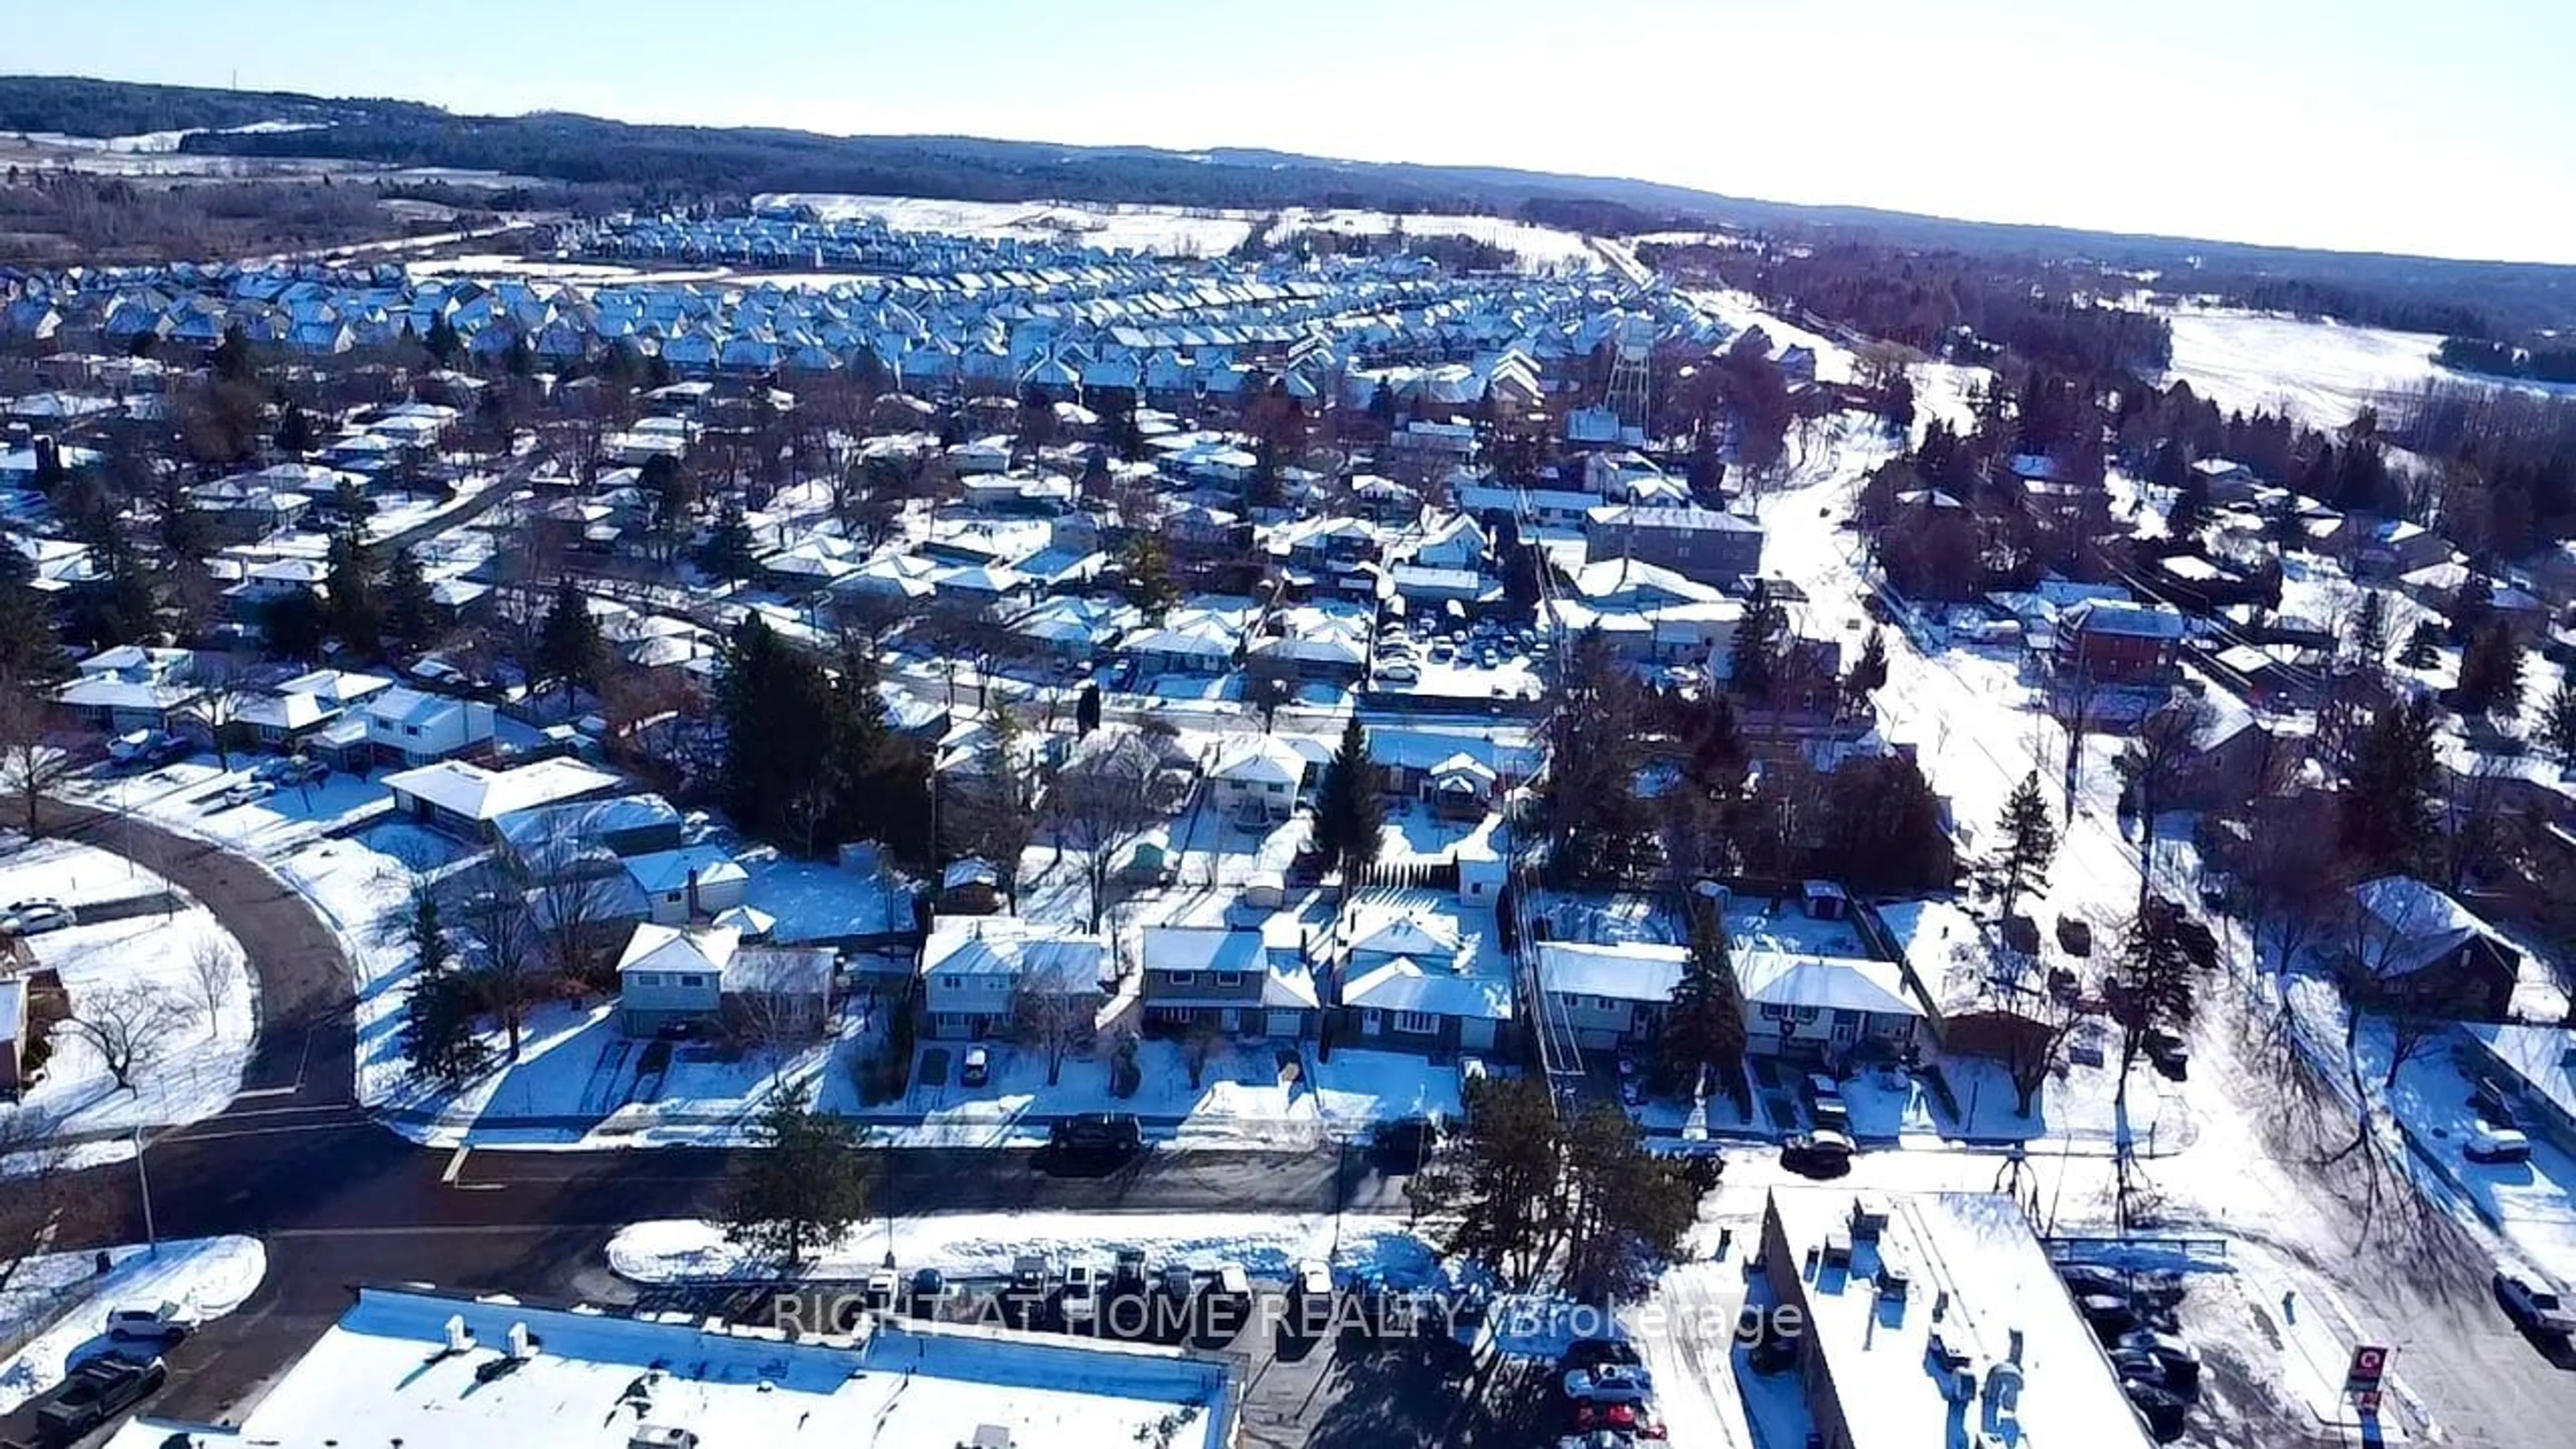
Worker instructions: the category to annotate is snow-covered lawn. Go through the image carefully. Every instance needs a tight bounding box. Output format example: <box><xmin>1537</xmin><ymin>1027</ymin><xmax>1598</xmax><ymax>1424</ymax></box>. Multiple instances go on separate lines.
<box><xmin>2368</xmin><ymin>1018</ymin><xmax>2576</xmax><ymax>1287</ymax></box>
<box><xmin>0</xmin><ymin>1236</ymin><xmax>265</xmax><ymax>1414</ymax></box>
<box><xmin>0</xmin><ymin>837</ymin><xmax>253</xmax><ymax>1144</ymax></box>
<box><xmin>419</xmin><ymin>1028</ymin><xmax>1465</xmax><ymax>1152</ymax></box>
<box><xmin>609</xmin><ymin>1211</ymin><xmax>1434</xmax><ymax>1286</ymax></box>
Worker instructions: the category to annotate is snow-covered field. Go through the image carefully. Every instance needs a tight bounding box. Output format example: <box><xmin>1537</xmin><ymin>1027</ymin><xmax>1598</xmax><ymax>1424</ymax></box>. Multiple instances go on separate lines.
<box><xmin>0</xmin><ymin>836</ymin><xmax>253</xmax><ymax>1144</ymax></box>
<box><xmin>0</xmin><ymin>1236</ymin><xmax>265</xmax><ymax>1414</ymax></box>
<box><xmin>610</xmin><ymin>1210</ymin><xmax>1434</xmax><ymax>1286</ymax></box>
<box><xmin>1260</xmin><ymin>208</ymin><xmax>1596</xmax><ymax>270</ymax></box>
<box><xmin>754</xmin><ymin>194</ymin><xmax>1259</xmax><ymax>258</ymax></box>
<box><xmin>2161</xmin><ymin>308</ymin><xmax>2459</xmax><ymax>426</ymax></box>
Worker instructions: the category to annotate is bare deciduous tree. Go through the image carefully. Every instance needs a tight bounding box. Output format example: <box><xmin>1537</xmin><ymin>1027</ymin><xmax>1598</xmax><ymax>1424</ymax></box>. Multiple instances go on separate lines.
<box><xmin>2121</xmin><ymin>696</ymin><xmax>2214</xmax><ymax>913</ymax></box>
<box><xmin>0</xmin><ymin>1113</ymin><xmax>72</xmax><ymax>1294</ymax></box>
<box><xmin>455</xmin><ymin>885</ymin><xmax>545</xmax><ymax>1060</ymax></box>
<box><xmin>0</xmin><ymin>686</ymin><xmax>77</xmax><ymax>837</ymax></box>
<box><xmin>1008</xmin><ymin>957</ymin><xmax>1093</xmax><ymax>1088</ymax></box>
<box><xmin>186</xmin><ymin>930</ymin><xmax>237</xmax><ymax>1024</ymax></box>
<box><xmin>63</xmin><ymin>982</ymin><xmax>192</xmax><ymax>1093</ymax></box>
<box><xmin>1045</xmin><ymin>732</ymin><xmax>1165</xmax><ymax>933</ymax></box>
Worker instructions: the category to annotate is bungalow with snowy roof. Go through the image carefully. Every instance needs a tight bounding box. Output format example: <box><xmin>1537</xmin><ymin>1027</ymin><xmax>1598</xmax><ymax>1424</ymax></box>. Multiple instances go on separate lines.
<box><xmin>919</xmin><ymin>916</ymin><xmax>1112</xmax><ymax>1040</ymax></box>
<box><xmin>2341</xmin><ymin>875</ymin><xmax>2519</xmax><ymax>1020</ymax></box>
<box><xmin>56</xmin><ymin>645</ymin><xmax>205</xmax><ymax>734</ymax></box>
<box><xmin>1457</xmin><ymin>482</ymin><xmax>1599</xmax><ymax>531</ymax></box>
<box><xmin>492</xmin><ymin>792</ymin><xmax>686</xmax><ymax>883</ymax></box>
<box><xmin>1138</xmin><ymin>924</ymin><xmax>1321</xmax><ymax>1040</ymax></box>
<box><xmin>235</xmin><ymin>668</ymin><xmax>394</xmax><ymax>752</ymax></box>
<box><xmin>1737</xmin><ymin>942</ymin><xmax>1927</xmax><ymax>1065</ymax></box>
<box><xmin>1329</xmin><ymin>898</ymin><xmax>1514</xmax><ymax>1059</ymax></box>
<box><xmin>1120</xmin><ymin>608</ymin><xmax>1243</xmax><ymax>677</ymax></box>
<box><xmin>383</xmin><ymin>757</ymin><xmax>623</xmax><ymax>843</ymax></box>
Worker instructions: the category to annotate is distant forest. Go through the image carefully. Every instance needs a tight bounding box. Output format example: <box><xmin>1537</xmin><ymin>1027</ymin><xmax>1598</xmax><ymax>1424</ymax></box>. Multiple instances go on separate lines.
<box><xmin>4</xmin><ymin>73</ymin><xmax>2573</xmax><ymax>342</ymax></box>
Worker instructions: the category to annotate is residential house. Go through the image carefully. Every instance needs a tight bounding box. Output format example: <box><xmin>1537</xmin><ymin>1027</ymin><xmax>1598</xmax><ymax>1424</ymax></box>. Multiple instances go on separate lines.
<box><xmin>1330</xmin><ymin>899</ymin><xmax>1513</xmax><ymax>1058</ymax></box>
<box><xmin>918</xmin><ymin>918</ymin><xmax>1110</xmax><ymax>1040</ymax></box>
<box><xmin>1534</xmin><ymin>940</ymin><xmax>1687</xmax><ymax>1053</ymax></box>
<box><xmin>383</xmin><ymin>757</ymin><xmax>624</xmax><ymax>842</ymax></box>
<box><xmin>56</xmin><ymin>646</ymin><xmax>203</xmax><ymax>734</ymax></box>
<box><xmin>1582</xmin><ymin>504</ymin><xmax>1764</xmax><ymax>588</ymax></box>
<box><xmin>1206</xmin><ymin>735</ymin><xmax>1307</xmax><ymax>824</ymax></box>
<box><xmin>623</xmin><ymin>846</ymin><xmax>751</xmax><ymax>926</ymax></box>
<box><xmin>2054</xmin><ymin>599</ymin><xmax>2187</xmax><ymax>686</ymax></box>
<box><xmin>492</xmin><ymin>793</ymin><xmax>685</xmax><ymax>881</ymax></box>
<box><xmin>2462</xmin><ymin>1024</ymin><xmax>2576</xmax><ymax>1158</ymax></box>
<box><xmin>235</xmin><ymin>668</ymin><xmax>394</xmax><ymax>752</ymax></box>
<box><xmin>2342</xmin><ymin>875</ymin><xmax>2520</xmax><ymax>1020</ymax></box>
<box><xmin>614</xmin><ymin>922</ymin><xmax>741</xmax><ymax>1034</ymax></box>
<box><xmin>1424</xmin><ymin>753</ymin><xmax>1500</xmax><ymax>821</ymax></box>
<box><xmin>1736</xmin><ymin>947</ymin><xmax>1926</xmax><ymax>1063</ymax></box>
<box><xmin>1138</xmin><ymin>924</ymin><xmax>1320</xmax><ymax>1039</ymax></box>
<box><xmin>362</xmin><ymin>686</ymin><xmax>498</xmax><ymax>766</ymax></box>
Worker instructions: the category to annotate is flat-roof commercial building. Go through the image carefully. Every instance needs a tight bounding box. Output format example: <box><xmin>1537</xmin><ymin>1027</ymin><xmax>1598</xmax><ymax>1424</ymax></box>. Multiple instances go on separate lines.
<box><xmin>107</xmin><ymin>1285</ymin><xmax>1239</xmax><ymax>1449</ymax></box>
<box><xmin>1758</xmin><ymin>1188</ymin><xmax>2154</xmax><ymax>1449</ymax></box>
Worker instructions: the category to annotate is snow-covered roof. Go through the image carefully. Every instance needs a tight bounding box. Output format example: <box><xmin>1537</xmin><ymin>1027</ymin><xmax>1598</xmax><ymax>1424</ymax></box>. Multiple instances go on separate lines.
<box><xmin>1534</xmin><ymin>940</ymin><xmax>1687</xmax><ymax>1004</ymax></box>
<box><xmin>1341</xmin><ymin>956</ymin><xmax>1514</xmax><ymax>1021</ymax></box>
<box><xmin>382</xmin><ymin>757</ymin><xmax>622</xmax><ymax>824</ymax></box>
<box><xmin>1142</xmin><ymin>926</ymin><xmax>1265</xmax><ymax>977</ymax></box>
<box><xmin>923</xmin><ymin>918</ymin><xmax>1109</xmax><ymax>988</ymax></box>
<box><xmin>616</xmin><ymin>921</ymin><xmax>741</xmax><ymax>977</ymax></box>
<box><xmin>1348</xmin><ymin>914</ymin><xmax>1460</xmax><ymax>963</ymax></box>
<box><xmin>103</xmin><ymin>1285</ymin><xmax>1236</xmax><ymax>1449</ymax></box>
<box><xmin>623</xmin><ymin>846</ymin><xmax>749</xmax><ymax>897</ymax></box>
<box><xmin>1733</xmin><ymin>950</ymin><xmax>1923</xmax><ymax>1018</ymax></box>
<box><xmin>1208</xmin><ymin>735</ymin><xmax>1305</xmax><ymax>786</ymax></box>
<box><xmin>2349</xmin><ymin>875</ymin><xmax>2508</xmax><ymax>977</ymax></box>
<box><xmin>1767</xmin><ymin>1189</ymin><xmax>2155</xmax><ymax>1449</ymax></box>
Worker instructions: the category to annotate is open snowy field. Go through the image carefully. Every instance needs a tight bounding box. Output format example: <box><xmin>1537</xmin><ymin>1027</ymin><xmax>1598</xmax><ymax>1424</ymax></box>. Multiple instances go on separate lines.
<box><xmin>2161</xmin><ymin>307</ymin><xmax>2576</xmax><ymax>427</ymax></box>
<box><xmin>754</xmin><ymin>194</ymin><xmax>1260</xmax><ymax>257</ymax></box>
<box><xmin>0</xmin><ymin>835</ymin><xmax>252</xmax><ymax>1144</ymax></box>
<box><xmin>1260</xmin><ymin>208</ymin><xmax>1597</xmax><ymax>270</ymax></box>
<box><xmin>0</xmin><ymin>1236</ymin><xmax>265</xmax><ymax>1414</ymax></box>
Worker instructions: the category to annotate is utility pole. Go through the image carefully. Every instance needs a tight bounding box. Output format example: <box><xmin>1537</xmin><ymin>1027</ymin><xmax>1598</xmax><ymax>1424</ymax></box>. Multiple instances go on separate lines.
<box><xmin>133</xmin><ymin>1125</ymin><xmax>158</xmax><ymax>1256</ymax></box>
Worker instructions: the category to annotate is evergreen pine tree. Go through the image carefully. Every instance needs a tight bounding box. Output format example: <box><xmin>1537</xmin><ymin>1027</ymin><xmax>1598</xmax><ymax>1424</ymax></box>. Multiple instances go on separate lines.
<box><xmin>0</xmin><ymin>547</ymin><xmax>68</xmax><ymax>687</ymax></box>
<box><xmin>2456</xmin><ymin>621</ymin><xmax>2526</xmax><ymax>720</ymax></box>
<box><xmin>1656</xmin><ymin>901</ymin><xmax>1749</xmax><ymax>1102</ymax></box>
<box><xmin>1312</xmin><ymin>717</ymin><xmax>1389</xmax><ymax>891</ymax></box>
<box><xmin>2546</xmin><ymin>680</ymin><xmax>2576</xmax><ymax>770</ymax></box>
<box><xmin>274</xmin><ymin>402</ymin><xmax>315</xmax><ymax>457</ymax></box>
<box><xmin>1728</xmin><ymin>580</ymin><xmax>1786</xmax><ymax>703</ymax></box>
<box><xmin>2340</xmin><ymin>694</ymin><xmax>2441</xmax><ymax>874</ymax></box>
<box><xmin>1993</xmin><ymin>771</ymin><xmax>2059</xmax><ymax>921</ymax></box>
<box><xmin>537</xmin><ymin>575</ymin><xmax>606</xmax><ymax>713</ymax></box>
<box><xmin>2447</xmin><ymin>573</ymin><xmax>2493</xmax><ymax>641</ymax></box>
<box><xmin>699</xmin><ymin>497</ymin><xmax>759</xmax><ymax>580</ymax></box>
<box><xmin>1843</xmin><ymin>625</ymin><xmax>1889</xmax><ymax>709</ymax></box>
<box><xmin>2398</xmin><ymin>621</ymin><xmax>2442</xmax><ymax>669</ymax></box>
<box><xmin>720</xmin><ymin>1080</ymin><xmax>874</xmax><ymax>1269</ymax></box>
<box><xmin>400</xmin><ymin>892</ymin><xmax>490</xmax><ymax>1088</ymax></box>
<box><xmin>322</xmin><ymin>525</ymin><xmax>380</xmax><ymax>651</ymax></box>
<box><xmin>382</xmin><ymin>546</ymin><xmax>436</xmax><ymax>651</ymax></box>
<box><xmin>2349</xmin><ymin>589</ymin><xmax>2388</xmax><ymax>672</ymax></box>
<box><xmin>424</xmin><ymin>312</ymin><xmax>460</xmax><ymax>366</ymax></box>
<box><xmin>1118</xmin><ymin>533</ymin><xmax>1179</xmax><ymax>619</ymax></box>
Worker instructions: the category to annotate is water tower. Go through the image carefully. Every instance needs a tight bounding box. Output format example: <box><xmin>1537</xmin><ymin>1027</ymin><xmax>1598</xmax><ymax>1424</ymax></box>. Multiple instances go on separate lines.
<box><xmin>1604</xmin><ymin>314</ymin><xmax>1654</xmax><ymax>435</ymax></box>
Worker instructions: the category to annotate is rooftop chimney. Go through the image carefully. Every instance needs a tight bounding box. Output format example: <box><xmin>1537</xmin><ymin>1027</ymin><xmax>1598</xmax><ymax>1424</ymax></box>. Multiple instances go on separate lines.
<box><xmin>506</xmin><ymin>1322</ymin><xmax>533</xmax><ymax>1360</ymax></box>
<box><xmin>444</xmin><ymin>1315</ymin><xmax>471</xmax><ymax>1352</ymax></box>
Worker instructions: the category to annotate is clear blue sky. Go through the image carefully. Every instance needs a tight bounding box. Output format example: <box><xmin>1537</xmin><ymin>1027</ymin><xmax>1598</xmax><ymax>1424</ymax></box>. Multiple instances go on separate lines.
<box><xmin>13</xmin><ymin>0</ymin><xmax>2573</xmax><ymax>264</ymax></box>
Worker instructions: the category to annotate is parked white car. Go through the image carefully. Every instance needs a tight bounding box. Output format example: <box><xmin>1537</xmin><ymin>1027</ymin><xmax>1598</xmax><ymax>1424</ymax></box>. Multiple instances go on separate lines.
<box><xmin>2466</xmin><ymin>1126</ymin><xmax>2534</xmax><ymax>1165</ymax></box>
<box><xmin>0</xmin><ymin>898</ymin><xmax>76</xmax><ymax>935</ymax></box>
<box><xmin>105</xmin><ymin>1302</ymin><xmax>193</xmax><ymax>1342</ymax></box>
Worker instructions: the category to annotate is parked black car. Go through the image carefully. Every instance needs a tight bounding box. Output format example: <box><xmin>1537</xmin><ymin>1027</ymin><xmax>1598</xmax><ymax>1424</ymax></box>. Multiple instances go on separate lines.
<box><xmin>1049</xmin><ymin>1113</ymin><xmax>1142</xmax><ymax>1155</ymax></box>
